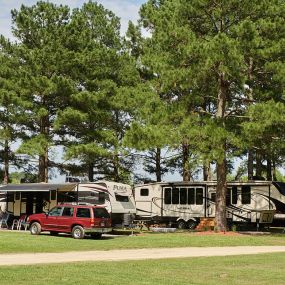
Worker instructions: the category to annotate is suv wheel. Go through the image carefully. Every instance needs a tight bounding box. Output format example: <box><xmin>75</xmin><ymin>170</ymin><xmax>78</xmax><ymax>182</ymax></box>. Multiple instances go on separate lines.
<box><xmin>30</xmin><ymin>222</ymin><xmax>41</xmax><ymax>235</ymax></box>
<box><xmin>72</xmin><ymin>225</ymin><xmax>85</xmax><ymax>239</ymax></box>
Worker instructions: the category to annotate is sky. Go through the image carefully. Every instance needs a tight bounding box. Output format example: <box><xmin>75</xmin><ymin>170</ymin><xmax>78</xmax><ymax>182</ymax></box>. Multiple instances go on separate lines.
<box><xmin>0</xmin><ymin>0</ymin><xmax>146</xmax><ymax>39</ymax></box>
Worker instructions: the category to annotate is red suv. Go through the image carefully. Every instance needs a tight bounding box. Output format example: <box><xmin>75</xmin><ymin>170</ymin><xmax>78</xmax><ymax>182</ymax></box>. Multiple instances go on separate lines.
<box><xmin>27</xmin><ymin>204</ymin><xmax>112</xmax><ymax>239</ymax></box>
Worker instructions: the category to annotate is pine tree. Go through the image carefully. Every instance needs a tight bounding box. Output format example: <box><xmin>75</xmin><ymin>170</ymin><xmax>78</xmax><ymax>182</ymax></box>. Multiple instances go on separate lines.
<box><xmin>137</xmin><ymin>0</ymin><xmax>285</xmax><ymax>231</ymax></box>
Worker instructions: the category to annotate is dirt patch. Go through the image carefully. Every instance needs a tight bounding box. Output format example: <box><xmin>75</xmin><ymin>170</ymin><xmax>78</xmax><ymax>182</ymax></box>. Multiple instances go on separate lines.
<box><xmin>194</xmin><ymin>231</ymin><xmax>242</xmax><ymax>236</ymax></box>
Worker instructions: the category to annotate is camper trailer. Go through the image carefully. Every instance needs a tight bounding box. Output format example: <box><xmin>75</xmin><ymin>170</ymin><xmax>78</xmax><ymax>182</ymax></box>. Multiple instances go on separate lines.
<box><xmin>0</xmin><ymin>181</ymin><xmax>136</xmax><ymax>227</ymax></box>
<box><xmin>134</xmin><ymin>181</ymin><xmax>285</xmax><ymax>229</ymax></box>
<box><xmin>73</xmin><ymin>181</ymin><xmax>136</xmax><ymax>227</ymax></box>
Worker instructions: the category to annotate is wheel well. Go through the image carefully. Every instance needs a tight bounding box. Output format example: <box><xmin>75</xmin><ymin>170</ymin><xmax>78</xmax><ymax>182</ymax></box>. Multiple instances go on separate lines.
<box><xmin>29</xmin><ymin>220</ymin><xmax>40</xmax><ymax>226</ymax></box>
<box><xmin>71</xmin><ymin>224</ymin><xmax>83</xmax><ymax>230</ymax></box>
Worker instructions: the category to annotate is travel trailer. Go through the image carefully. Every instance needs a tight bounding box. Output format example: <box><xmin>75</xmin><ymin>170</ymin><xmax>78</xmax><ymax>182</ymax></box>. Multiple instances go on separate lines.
<box><xmin>134</xmin><ymin>181</ymin><xmax>285</xmax><ymax>229</ymax></box>
<box><xmin>0</xmin><ymin>181</ymin><xmax>136</xmax><ymax>227</ymax></box>
<box><xmin>71</xmin><ymin>181</ymin><xmax>136</xmax><ymax>227</ymax></box>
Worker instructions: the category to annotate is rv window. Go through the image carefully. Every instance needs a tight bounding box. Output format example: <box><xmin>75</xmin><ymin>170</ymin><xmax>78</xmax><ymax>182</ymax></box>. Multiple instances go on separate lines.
<box><xmin>164</xmin><ymin>188</ymin><xmax>171</xmax><ymax>204</ymax></box>
<box><xmin>15</xmin><ymin>192</ymin><xmax>20</xmax><ymax>200</ymax></box>
<box><xmin>98</xmin><ymin>192</ymin><xmax>105</xmax><ymax>203</ymax></box>
<box><xmin>241</xmin><ymin>186</ymin><xmax>251</xmax><ymax>204</ymax></box>
<box><xmin>115</xmin><ymin>194</ymin><xmax>129</xmax><ymax>202</ymax></box>
<box><xmin>210</xmin><ymin>193</ymin><xmax>216</xmax><ymax>202</ymax></box>
<box><xmin>140</xmin><ymin>188</ymin><xmax>149</xmax><ymax>196</ymax></box>
<box><xmin>62</xmin><ymin>207</ymin><xmax>74</xmax><ymax>217</ymax></box>
<box><xmin>50</xmin><ymin>190</ymin><xmax>56</xmax><ymax>200</ymax></box>
<box><xmin>7</xmin><ymin>193</ymin><xmax>14</xmax><ymax>202</ymax></box>
<box><xmin>76</xmin><ymin>208</ymin><xmax>91</xmax><ymax>218</ymax></box>
<box><xmin>188</xmin><ymin>188</ymin><xmax>195</xmax><ymax>204</ymax></box>
<box><xmin>226</xmin><ymin>189</ymin><xmax>231</xmax><ymax>206</ymax></box>
<box><xmin>232</xmin><ymin>186</ymin><xmax>238</xmax><ymax>204</ymax></box>
<box><xmin>180</xmin><ymin>188</ymin><xmax>187</xmax><ymax>204</ymax></box>
<box><xmin>172</xmin><ymin>188</ymin><xmax>179</xmax><ymax>204</ymax></box>
<box><xmin>196</xmin><ymin>188</ymin><xmax>203</xmax><ymax>205</ymax></box>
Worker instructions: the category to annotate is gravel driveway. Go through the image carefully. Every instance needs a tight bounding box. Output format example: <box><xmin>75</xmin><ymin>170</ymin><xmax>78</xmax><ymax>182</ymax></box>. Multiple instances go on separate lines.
<box><xmin>1</xmin><ymin>246</ymin><xmax>285</xmax><ymax>266</ymax></box>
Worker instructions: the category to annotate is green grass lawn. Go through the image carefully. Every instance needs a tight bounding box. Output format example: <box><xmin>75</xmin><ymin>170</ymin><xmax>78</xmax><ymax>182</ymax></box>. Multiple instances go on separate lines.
<box><xmin>0</xmin><ymin>253</ymin><xmax>284</xmax><ymax>285</ymax></box>
<box><xmin>0</xmin><ymin>230</ymin><xmax>284</xmax><ymax>254</ymax></box>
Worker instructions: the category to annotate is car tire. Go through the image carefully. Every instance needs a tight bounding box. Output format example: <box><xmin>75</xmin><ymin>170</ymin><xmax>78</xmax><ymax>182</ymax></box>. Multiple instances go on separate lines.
<box><xmin>30</xmin><ymin>222</ymin><xmax>41</xmax><ymax>235</ymax></box>
<box><xmin>91</xmin><ymin>233</ymin><xmax>102</xmax><ymax>239</ymax></box>
<box><xmin>72</xmin><ymin>225</ymin><xmax>85</xmax><ymax>239</ymax></box>
<box><xmin>177</xmin><ymin>220</ymin><xmax>186</xmax><ymax>229</ymax></box>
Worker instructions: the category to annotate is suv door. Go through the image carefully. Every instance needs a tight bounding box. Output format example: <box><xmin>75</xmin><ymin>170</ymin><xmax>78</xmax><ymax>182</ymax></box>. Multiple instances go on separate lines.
<box><xmin>56</xmin><ymin>206</ymin><xmax>74</xmax><ymax>232</ymax></box>
<box><xmin>75</xmin><ymin>207</ymin><xmax>91</xmax><ymax>228</ymax></box>
<box><xmin>43</xmin><ymin>206</ymin><xmax>63</xmax><ymax>231</ymax></box>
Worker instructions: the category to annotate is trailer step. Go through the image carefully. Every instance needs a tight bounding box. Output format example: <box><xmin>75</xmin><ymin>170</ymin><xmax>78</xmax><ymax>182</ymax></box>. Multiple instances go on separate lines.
<box><xmin>196</xmin><ymin>218</ymin><xmax>216</xmax><ymax>231</ymax></box>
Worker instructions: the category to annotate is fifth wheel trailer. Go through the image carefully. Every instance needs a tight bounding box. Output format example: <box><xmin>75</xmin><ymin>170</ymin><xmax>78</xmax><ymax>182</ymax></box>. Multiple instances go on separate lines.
<box><xmin>134</xmin><ymin>181</ymin><xmax>285</xmax><ymax>229</ymax></box>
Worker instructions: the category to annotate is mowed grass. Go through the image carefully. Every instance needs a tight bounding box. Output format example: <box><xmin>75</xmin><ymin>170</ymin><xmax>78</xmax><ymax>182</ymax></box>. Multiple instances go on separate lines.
<box><xmin>0</xmin><ymin>230</ymin><xmax>284</xmax><ymax>253</ymax></box>
<box><xmin>0</xmin><ymin>253</ymin><xmax>284</xmax><ymax>285</ymax></box>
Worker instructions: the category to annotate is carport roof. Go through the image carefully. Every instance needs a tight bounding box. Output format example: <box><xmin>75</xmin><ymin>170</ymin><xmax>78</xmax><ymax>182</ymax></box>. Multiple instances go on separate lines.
<box><xmin>0</xmin><ymin>183</ymin><xmax>78</xmax><ymax>192</ymax></box>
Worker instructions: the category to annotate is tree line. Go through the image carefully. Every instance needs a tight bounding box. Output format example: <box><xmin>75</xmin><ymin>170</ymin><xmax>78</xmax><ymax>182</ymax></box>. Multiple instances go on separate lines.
<box><xmin>0</xmin><ymin>0</ymin><xmax>285</xmax><ymax>231</ymax></box>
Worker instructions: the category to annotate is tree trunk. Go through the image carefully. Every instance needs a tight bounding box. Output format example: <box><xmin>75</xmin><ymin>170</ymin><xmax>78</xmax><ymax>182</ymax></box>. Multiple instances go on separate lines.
<box><xmin>266</xmin><ymin>159</ymin><xmax>272</xmax><ymax>181</ymax></box>
<box><xmin>256</xmin><ymin>150</ymin><xmax>262</xmax><ymax>178</ymax></box>
<box><xmin>248</xmin><ymin>149</ymin><xmax>254</xmax><ymax>180</ymax></box>
<box><xmin>182</xmin><ymin>141</ymin><xmax>190</xmax><ymax>181</ymax></box>
<box><xmin>273</xmin><ymin>160</ymin><xmax>277</xmax><ymax>181</ymax></box>
<box><xmin>113</xmin><ymin>153</ymin><xmax>120</xmax><ymax>182</ymax></box>
<box><xmin>88</xmin><ymin>162</ymin><xmax>94</xmax><ymax>182</ymax></box>
<box><xmin>155</xmin><ymin>148</ymin><xmax>162</xmax><ymax>182</ymax></box>
<box><xmin>215</xmin><ymin>70</ymin><xmax>228</xmax><ymax>232</ymax></box>
<box><xmin>3</xmin><ymin>139</ymin><xmax>9</xmax><ymax>184</ymax></box>
<box><xmin>203</xmin><ymin>161</ymin><xmax>211</xmax><ymax>181</ymax></box>
<box><xmin>216</xmin><ymin>158</ymin><xmax>227</xmax><ymax>232</ymax></box>
<box><xmin>38</xmin><ymin>113</ymin><xmax>49</xmax><ymax>183</ymax></box>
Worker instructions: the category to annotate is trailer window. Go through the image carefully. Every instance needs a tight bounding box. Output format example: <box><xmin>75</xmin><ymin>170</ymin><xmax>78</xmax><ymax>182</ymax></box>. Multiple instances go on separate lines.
<box><xmin>241</xmin><ymin>186</ymin><xmax>251</xmax><ymax>204</ymax></box>
<box><xmin>140</xmin><ymin>188</ymin><xmax>149</xmax><ymax>196</ymax></box>
<box><xmin>232</xmin><ymin>186</ymin><xmax>238</xmax><ymax>204</ymax></box>
<box><xmin>188</xmin><ymin>188</ymin><xmax>195</xmax><ymax>204</ymax></box>
<box><xmin>226</xmin><ymin>189</ymin><xmax>231</xmax><ymax>206</ymax></box>
<box><xmin>172</xmin><ymin>188</ymin><xmax>179</xmax><ymax>204</ymax></box>
<box><xmin>164</xmin><ymin>188</ymin><xmax>171</xmax><ymax>204</ymax></box>
<box><xmin>98</xmin><ymin>192</ymin><xmax>105</xmax><ymax>203</ymax></box>
<box><xmin>196</xmin><ymin>188</ymin><xmax>203</xmax><ymax>205</ymax></box>
<box><xmin>180</xmin><ymin>188</ymin><xmax>187</xmax><ymax>204</ymax></box>
<box><xmin>115</xmin><ymin>194</ymin><xmax>129</xmax><ymax>202</ymax></box>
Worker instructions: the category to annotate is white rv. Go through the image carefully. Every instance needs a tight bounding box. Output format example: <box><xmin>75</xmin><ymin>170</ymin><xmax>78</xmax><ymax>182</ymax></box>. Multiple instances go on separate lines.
<box><xmin>134</xmin><ymin>181</ymin><xmax>285</xmax><ymax>229</ymax></box>
<box><xmin>63</xmin><ymin>181</ymin><xmax>136</xmax><ymax>227</ymax></box>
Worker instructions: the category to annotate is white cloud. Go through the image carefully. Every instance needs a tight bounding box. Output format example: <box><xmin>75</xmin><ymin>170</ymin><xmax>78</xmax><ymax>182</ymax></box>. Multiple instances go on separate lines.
<box><xmin>0</xmin><ymin>0</ymin><xmax>145</xmax><ymax>39</ymax></box>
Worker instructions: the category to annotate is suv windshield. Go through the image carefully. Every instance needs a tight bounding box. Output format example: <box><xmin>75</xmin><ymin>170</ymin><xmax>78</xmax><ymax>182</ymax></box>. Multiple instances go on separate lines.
<box><xmin>93</xmin><ymin>208</ymin><xmax>110</xmax><ymax>218</ymax></box>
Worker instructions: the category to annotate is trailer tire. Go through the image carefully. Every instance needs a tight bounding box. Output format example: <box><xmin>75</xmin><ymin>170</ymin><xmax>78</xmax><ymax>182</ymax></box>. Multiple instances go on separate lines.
<box><xmin>177</xmin><ymin>220</ymin><xmax>186</xmax><ymax>229</ymax></box>
<box><xmin>187</xmin><ymin>220</ymin><xmax>197</xmax><ymax>230</ymax></box>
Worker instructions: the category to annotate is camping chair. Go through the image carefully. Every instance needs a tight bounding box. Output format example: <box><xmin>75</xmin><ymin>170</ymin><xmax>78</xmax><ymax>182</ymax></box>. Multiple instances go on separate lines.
<box><xmin>18</xmin><ymin>215</ymin><xmax>29</xmax><ymax>230</ymax></box>
<box><xmin>12</xmin><ymin>215</ymin><xmax>28</xmax><ymax>230</ymax></box>
<box><xmin>0</xmin><ymin>212</ymin><xmax>10</xmax><ymax>229</ymax></box>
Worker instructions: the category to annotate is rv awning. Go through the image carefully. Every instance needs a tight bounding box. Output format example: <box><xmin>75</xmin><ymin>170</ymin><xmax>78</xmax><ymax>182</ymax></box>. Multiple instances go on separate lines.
<box><xmin>0</xmin><ymin>183</ymin><xmax>78</xmax><ymax>192</ymax></box>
